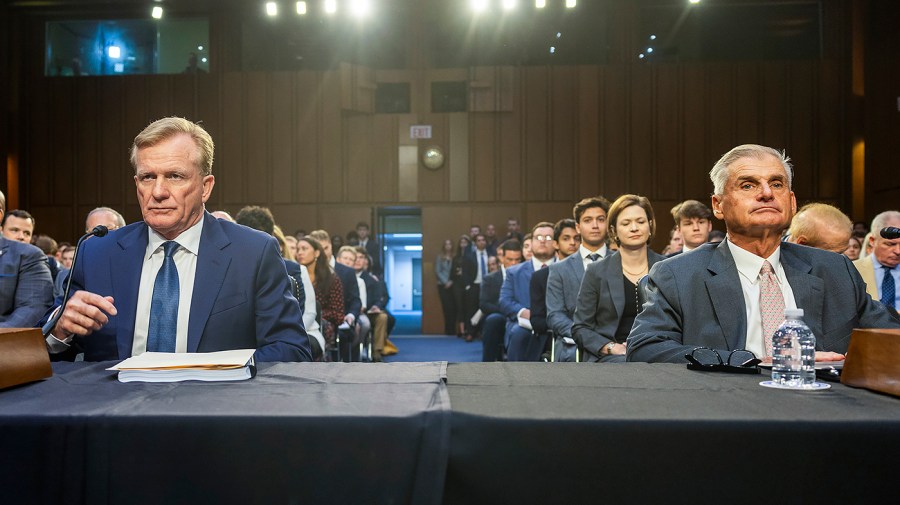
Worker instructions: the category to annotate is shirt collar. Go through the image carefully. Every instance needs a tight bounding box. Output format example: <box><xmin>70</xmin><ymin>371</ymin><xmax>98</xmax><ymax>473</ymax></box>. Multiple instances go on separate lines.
<box><xmin>146</xmin><ymin>216</ymin><xmax>204</xmax><ymax>259</ymax></box>
<box><xmin>727</xmin><ymin>238</ymin><xmax>782</xmax><ymax>285</ymax></box>
<box><xmin>530</xmin><ymin>256</ymin><xmax>555</xmax><ymax>271</ymax></box>
<box><xmin>579</xmin><ymin>244</ymin><xmax>607</xmax><ymax>260</ymax></box>
<box><xmin>682</xmin><ymin>243</ymin><xmax>695</xmax><ymax>253</ymax></box>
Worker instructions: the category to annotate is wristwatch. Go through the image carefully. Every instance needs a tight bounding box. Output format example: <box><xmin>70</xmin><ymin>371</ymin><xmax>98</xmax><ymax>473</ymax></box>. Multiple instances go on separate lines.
<box><xmin>603</xmin><ymin>342</ymin><xmax>616</xmax><ymax>355</ymax></box>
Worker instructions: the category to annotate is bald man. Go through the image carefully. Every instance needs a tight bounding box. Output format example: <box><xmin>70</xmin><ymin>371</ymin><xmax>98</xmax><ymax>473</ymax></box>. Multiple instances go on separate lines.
<box><xmin>786</xmin><ymin>203</ymin><xmax>852</xmax><ymax>254</ymax></box>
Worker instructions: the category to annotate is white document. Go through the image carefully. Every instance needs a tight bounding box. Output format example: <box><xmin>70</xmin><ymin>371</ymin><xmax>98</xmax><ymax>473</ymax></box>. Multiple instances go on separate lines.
<box><xmin>517</xmin><ymin>316</ymin><xmax>533</xmax><ymax>331</ymax></box>
<box><xmin>338</xmin><ymin>322</ymin><xmax>351</xmax><ymax>330</ymax></box>
<box><xmin>470</xmin><ymin>309</ymin><xmax>483</xmax><ymax>326</ymax></box>
<box><xmin>108</xmin><ymin>349</ymin><xmax>256</xmax><ymax>383</ymax></box>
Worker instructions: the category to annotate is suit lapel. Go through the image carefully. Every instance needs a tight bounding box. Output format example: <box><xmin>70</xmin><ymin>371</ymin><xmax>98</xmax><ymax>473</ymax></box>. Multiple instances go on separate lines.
<box><xmin>187</xmin><ymin>213</ymin><xmax>232</xmax><ymax>352</ymax></box>
<box><xmin>609</xmin><ymin>254</ymin><xmax>625</xmax><ymax>319</ymax></box>
<box><xmin>705</xmin><ymin>242</ymin><xmax>747</xmax><ymax>350</ymax></box>
<box><xmin>112</xmin><ymin>223</ymin><xmax>148</xmax><ymax>359</ymax></box>
<box><xmin>781</xmin><ymin>244</ymin><xmax>824</xmax><ymax>337</ymax></box>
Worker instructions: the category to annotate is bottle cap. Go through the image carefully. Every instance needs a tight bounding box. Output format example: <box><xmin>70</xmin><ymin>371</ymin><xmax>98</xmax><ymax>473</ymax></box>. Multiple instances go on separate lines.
<box><xmin>784</xmin><ymin>308</ymin><xmax>804</xmax><ymax>318</ymax></box>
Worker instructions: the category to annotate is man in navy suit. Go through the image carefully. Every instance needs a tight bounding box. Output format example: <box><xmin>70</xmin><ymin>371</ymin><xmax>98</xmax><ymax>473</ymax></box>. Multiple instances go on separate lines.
<box><xmin>500</xmin><ymin>222</ymin><xmax>556</xmax><ymax>361</ymax></box>
<box><xmin>0</xmin><ymin>192</ymin><xmax>54</xmax><ymax>328</ymax></box>
<box><xmin>45</xmin><ymin>117</ymin><xmax>311</xmax><ymax>362</ymax></box>
<box><xmin>480</xmin><ymin>239</ymin><xmax>522</xmax><ymax>361</ymax></box>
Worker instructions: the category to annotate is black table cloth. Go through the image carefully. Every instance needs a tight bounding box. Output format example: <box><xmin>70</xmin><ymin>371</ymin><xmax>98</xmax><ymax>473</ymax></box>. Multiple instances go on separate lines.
<box><xmin>444</xmin><ymin>362</ymin><xmax>900</xmax><ymax>505</ymax></box>
<box><xmin>1</xmin><ymin>361</ymin><xmax>450</xmax><ymax>505</ymax></box>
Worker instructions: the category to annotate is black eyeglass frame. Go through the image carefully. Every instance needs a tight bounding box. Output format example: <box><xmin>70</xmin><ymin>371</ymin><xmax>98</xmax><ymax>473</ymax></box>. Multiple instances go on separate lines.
<box><xmin>685</xmin><ymin>347</ymin><xmax>761</xmax><ymax>374</ymax></box>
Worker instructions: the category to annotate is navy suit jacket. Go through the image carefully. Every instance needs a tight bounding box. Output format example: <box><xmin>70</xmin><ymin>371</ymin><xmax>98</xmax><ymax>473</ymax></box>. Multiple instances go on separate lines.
<box><xmin>627</xmin><ymin>240</ymin><xmax>900</xmax><ymax>363</ymax></box>
<box><xmin>334</xmin><ymin>262</ymin><xmax>362</xmax><ymax>318</ymax></box>
<box><xmin>0</xmin><ymin>236</ymin><xmax>53</xmax><ymax>327</ymax></box>
<box><xmin>529</xmin><ymin>266</ymin><xmax>550</xmax><ymax>335</ymax></box>
<box><xmin>500</xmin><ymin>261</ymin><xmax>537</xmax><ymax>321</ymax></box>
<box><xmin>361</xmin><ymin>271</ymin><xmax>390</xmax><ymax>310</ymax></box>
<box><xmin>63</xmin><ymin>212</ymin><xmax>311</xmax><ymax>362</ymax></box>
<box><xmin>479</xmin><ymin>270</ymin><xmax>504</xmax><ymax>315</ymax></box>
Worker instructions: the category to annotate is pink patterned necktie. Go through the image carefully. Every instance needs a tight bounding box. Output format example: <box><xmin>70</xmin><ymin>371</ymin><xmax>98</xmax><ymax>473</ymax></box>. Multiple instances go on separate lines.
<box><xmin>759</xmin><ymin>260</ymin><xmax>785</xmax><ymax>357</ymax></box>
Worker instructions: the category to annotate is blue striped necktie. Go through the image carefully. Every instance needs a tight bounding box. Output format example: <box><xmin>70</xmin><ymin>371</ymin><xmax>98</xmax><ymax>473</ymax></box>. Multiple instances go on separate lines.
<box><xmin>881</xmin><ymin>265</ymin><xmax>896</xmax><ymax>310</ymax></box>
<box><xmin>147</xmin><ymin>241</ymin><xmax>180</xmax><ymax>353</ymax></box>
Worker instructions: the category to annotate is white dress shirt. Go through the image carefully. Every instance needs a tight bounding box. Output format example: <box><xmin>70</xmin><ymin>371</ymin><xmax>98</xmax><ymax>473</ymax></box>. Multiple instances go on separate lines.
<box><xmin>870</xmin><ymin>254</ymin><xmax>900</xmax><ymax>307</ymax></box>
<box><xmin>132</xmin><ymin>218</ymin><xmax>204</xmax><ymax>356</ymax></box>
<box><xmin>579</xmin><ymin>244</ymin><xmax>608</xmax><ymax>269</ymax></box>
<box><xmin>727</xmin><ymin>239</ymin><xmax>797</xmax><ymax>358</ymax></box>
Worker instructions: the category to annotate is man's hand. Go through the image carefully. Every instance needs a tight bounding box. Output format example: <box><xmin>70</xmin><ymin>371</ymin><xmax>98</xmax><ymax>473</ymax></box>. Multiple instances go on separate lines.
<box><xmin>814</xmin><ymin>351</ymin><xmax>845</xmax><ymax>362</ymax></box>
<box><xmin>519</xmin><ymin>309</ymin><xmax>531</xmax><ymax>320</ymax></box>
<box><xmin>53</xmin><ymin>291</ymin><xmax>117</xmax><ymax>339</ymax></box>
<box><xmin>343</xmin><ymin>314</ymin><xmax>356</xmax><ymax>326</ymax></box>
<box><xmin>368</xmin><ymin>306</ymin><xmax>382</xmax><ymax>314</ymax></box>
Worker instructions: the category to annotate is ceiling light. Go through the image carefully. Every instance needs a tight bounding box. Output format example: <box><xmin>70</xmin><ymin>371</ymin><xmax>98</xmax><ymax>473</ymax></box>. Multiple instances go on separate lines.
<box><xmin>324</xmin><ymin>0</ymin><xmax>337</xmax><ymax>14</ymax></box>
<box><xmin>535</xmin><ymin>0</ymin><xmax>546</xmax><ymax>8</ymax></box>
<box><xmin>502</xmin><ymin>0</ymin><xmax>517</xmax><ymax>10</ymax></box>
<box><xmin>107</xmin><ymin>46</ymin><xmax>121</xmax><ymax>58</ymax></box>
<box><xmin>151</xmin><ymin>6</ymin><xmax>163</xmax><ymax>19</ymax></box>
<box><xmin>297</xmin><ymin>1</ymin><xmax>307</xmax><ymax>15</ymax></box>
<box><xmin>471</xmin><ymin>0</ymin><xmax>488</xmax><ymax>13</ymax></box>
<box><xmin>266</xmin><ymin>2</ymin><xmax>277</xmax><ymax>16</ymax></box>
<box><xmin>350</xmin><ymin>0</ymin><xmax>371</xmax><ymax>17</ymax></box>
<box><xmin>566</xmin><ymin>0</ymin><xmax>576</xmax><ymax>8</ymax></box>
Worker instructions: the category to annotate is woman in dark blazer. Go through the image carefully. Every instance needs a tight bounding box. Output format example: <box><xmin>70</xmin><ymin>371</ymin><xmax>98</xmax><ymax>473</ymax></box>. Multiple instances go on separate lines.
<box><xmin>450</xmin><ymin>235</ymin><xmax>473</xmax><ymax>339</ymax></box>
<box><xmin>572</xmin><ymin>194</ymin><xmax>666</xmax><ymax>362</ymax></box>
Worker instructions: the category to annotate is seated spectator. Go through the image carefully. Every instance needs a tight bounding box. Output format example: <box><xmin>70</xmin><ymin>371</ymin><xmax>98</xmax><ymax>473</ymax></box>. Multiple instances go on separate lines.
<box><xmin>530</xmin><ymin>219</ymin><xmax>576</xmax><ymax>354</ymax></box>
<box><xmin>628</xmin><ymin>144</ymin><xmax>898</xmax><ymax>363</ymax></box>
<box><xmin>572</xmin><ymin>194</ymin><xmax>665</xmax><ymax>362</ymax></box>
<box><xmin>481</xmin><ymin>239</ymin><xmax>523</xmax><ymax>361</ymax></box>
<box><xmin>501</xmin><ymin>222</ymin><xmax>556</xmax><ymax>361</ymax></box>
<box><xmin>0</xmin><ymin>191</ymin><xmax>53</xmax><ymax>327</ymax></box>
<box><xmin>854</xmin><ymin>211</ymin><xmax>900</xmax><ymax>312</ymax></box>
<box><xmin>337</xmin><ymin>245</ymin><xmax>371</xmax><ymax>353</ymax></box>
<box><xmin>85</xmin><ymin>207</ymin><xmax>126</xmax><ymax>233</ymax></box>
<box><xmin>845</xmin><ymin>236</ymin><xmax>862</xmax><ymax>261</ymax></box>
<box><xmin>786</xmin><ymin>203</ymin><xmax>852</xmax><ymax>254</ymax></box>
<box><xmin>296</xmin><ymin>237</ymin><xmax>345</xmax><ymax>356</ymax></box>
<box><xmin>308</xmin><ymin>230</ymin><xmax>361</xmax><ymax>361</ymax></box>
<box><xmin>670</xmin><ymin>200</ymin><xmax>713</xmax><ymax>256</ymax></box>
<box><xmin>353</xmin><ymin>246</ymin><xmax>395</xmax><ymax>361</ymax></box>
<box><xmin>1</xmin><ymin>209</ymin><xmax>35</xmax><ymax>244</ymax></box>
<box><xmin>547</xmin><ymin>196</ymin><xmax>611</xmax><ymax>362</ymax></box>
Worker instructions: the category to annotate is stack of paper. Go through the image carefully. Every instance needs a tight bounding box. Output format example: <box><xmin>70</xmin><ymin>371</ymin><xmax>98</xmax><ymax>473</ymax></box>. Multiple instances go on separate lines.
<box><xmin>108</xmin><ymin>349</ymin><xmax>256</xmax><ymax>383</ymax></box>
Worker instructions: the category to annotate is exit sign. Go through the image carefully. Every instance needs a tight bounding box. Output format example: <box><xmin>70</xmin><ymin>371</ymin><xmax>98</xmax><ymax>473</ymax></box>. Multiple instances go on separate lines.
<box><xmin>410</xmin><ymin>125</ymin><xmax>432</xmax><ymax>139</ymax></box>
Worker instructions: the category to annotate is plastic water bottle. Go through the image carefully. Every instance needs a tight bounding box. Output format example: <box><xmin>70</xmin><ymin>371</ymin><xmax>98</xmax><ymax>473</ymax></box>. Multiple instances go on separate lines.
<box><xmin>771</xmin><ymin>308</ymin><xmax>816</xmax><ymax>388</ymax></box>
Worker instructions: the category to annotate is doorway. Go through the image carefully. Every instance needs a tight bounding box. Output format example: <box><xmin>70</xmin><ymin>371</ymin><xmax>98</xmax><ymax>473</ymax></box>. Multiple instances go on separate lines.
<box><xmin>377</xmin><ymin>207</ymin><xmax>422</xmax><ymax>334</ymax></box>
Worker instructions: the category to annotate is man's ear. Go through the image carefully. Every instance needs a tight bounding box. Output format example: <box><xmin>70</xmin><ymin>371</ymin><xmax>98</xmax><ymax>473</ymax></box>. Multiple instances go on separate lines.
<box><xmin>711</xmin><ymin>195</ymin><xmax>724</xmax><ymax>221</ymax></box>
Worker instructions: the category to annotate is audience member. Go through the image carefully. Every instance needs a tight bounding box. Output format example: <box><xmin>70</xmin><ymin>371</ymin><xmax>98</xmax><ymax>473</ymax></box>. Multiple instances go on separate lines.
<box><xmin>235</xmin><ymin>205</ymin><xmax>306</xmax><ymax>309</ymax></box>
<box><xmin>85</xmin><ymin>206</ymin><xmax>126</xmax><ymax>233</ymax></box>
<box><xmin>356</xmin><ymin>222</ymin><xmax>382</xmax><ymax>275</ymax></box>
<box><xmin>662</xmin><ymin>227</ymin><xmax>682</xmax><ymax>256</ymax></box>
<box><xmin>627</xmin><ymin>144</ymin><xmax>898</xmax><ymax>363</ymax></box>
<box><xmin>487</xmin><ymin>255</ymin><xmax>499</xmax><ymax>273</ymax></box>
<box><xmin>45</xmin><ymin>117</ymin><xmax>310</xmax><ymax>362</ymax></box>
<box><xmin>450</xmin><ymin>235</ymin><xmax>473</xmax><ymax>339</ymax></box>
<box><xmin>670</xmin><ymin>200</ymin><xmax>713</xmax><ymax>255</ymax></box>
<box><xmin>547</xmin><ymin>196</ymin><xmax>611</xmax><ymax>362</ymax></box>
<box><xmin>845</xmin><ymin>235</ymin><xmax>862</xmax><ymax>261</ymax></box>
<box><xmin>852</xmin><ymin>220</ymin><xmax>868</xmax><ymax>238</ymax></box>
<box><xmin>853</xmin><ymin>211</ymin><xmax>900</xmax><ymax>311</ymax></box>
<box><xmin>522</xmin><ymin>233</ymin><xmax>533</xmax><ymax>261</ymax></box>
<box><xmin>297</xmin><ymin>237</ymin><xmax>345</xmax><ymax>357</ymax></box>
<box><xmin>573</xmin><ymin>194</ymin><xmax>665</xmax><ymax>362</ymax></box>
<box><xmin>786</xmin><ymin>203</ymin><xmax>852</xmax><ymax>254</ymax></box>
<box><xmin>480</xmin><ymin>239</ymin><xmax>523</xmax><ymax>361</ymax></box>
<box><xmin>505</xmin><ymin>217</ymin><xmax>524</xmax><ymax>243</ymax></box>
<box><xmin>435</xmin><ymin>238</ymin><xmax>456</xmax><ymax>335</ymax></box>
<box><xmin>337</xmin><ymin>245</ymin><xmax>371</xmax><ymax>354</ymax></box>
<box><xmin>464</xmin><ymin>232</ymin><xmax>492</xmax><ymax>341</ymax></box>
<box><xmin>529</xmin><ymin>221</ymin><xmax>567</xmax><ymax>347</ymax></box>
<box><xmin>1</xmin><ymin>209</ymin><xmax>35</xmax><ymax>243</ymax></box>
<box><xmin>33</xmin><ymin>234</ymin><xmax>61</xmax><ymax>283</ymax></box>
<box><xmin>500</xmin><ymin>222</ymin><xmax>556</xmax><ymax>361</ymax></box>
<box><xmin>351</xmin><ymin>246</ymin><xmax>393</xmax><ymax>361</ymax></box>
<box><xmin>0</xmin><ymin>190</ymin><xmax>53</xmax><ymax>327</ymax></box>
<box><xmin>308</xmin><ymin>229</ymin><xmax>361</xmax><ymax>359</ymax></box>
<box><xmin>484</xmin><ymin>223</ymin><xmax>499</xmax><ymax>256</ymax></box>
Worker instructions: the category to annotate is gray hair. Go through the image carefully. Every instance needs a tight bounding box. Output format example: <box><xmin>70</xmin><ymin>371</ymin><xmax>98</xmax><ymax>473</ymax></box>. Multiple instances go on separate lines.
<box><xmin>871</xmin><ymin>210</ymin><xmax>900</xmax><ymax>234</ymax></box>
<box><xmin>709</xmin><ymin>144</ymin><xmax>793</xmax><ymax>195</ymax></box>
<box><xmin>86</xmin><ymin>207</ymin><xmax>126</xmax><ymax>230</ymax></box>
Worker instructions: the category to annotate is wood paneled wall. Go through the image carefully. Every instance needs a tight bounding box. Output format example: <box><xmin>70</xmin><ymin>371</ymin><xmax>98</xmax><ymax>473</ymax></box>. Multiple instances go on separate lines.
<box><xmin>6</xmin><ymin>1</ymin><xmax>871</xmax><ymax>334</ymax></box>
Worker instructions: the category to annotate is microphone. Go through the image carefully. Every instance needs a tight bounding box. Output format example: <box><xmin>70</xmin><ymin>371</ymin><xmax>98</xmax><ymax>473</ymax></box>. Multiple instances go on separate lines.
<box><xmin>42</xmin><ymin>225</ymin><xmax>109</xmax><ymax>337</ymax></box>
<box><xmin>881</xmin><ymin>227</ymin><xmax>900</xmax><ymax>240</ymax></box>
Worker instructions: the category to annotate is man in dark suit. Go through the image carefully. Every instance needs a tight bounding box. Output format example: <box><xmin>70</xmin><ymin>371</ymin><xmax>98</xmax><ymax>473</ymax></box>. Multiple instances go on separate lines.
<box><xmin>530</xmin><ymin>219</ymin><xmax>579</xmax><ymax>345</ymax></box>
<box><xmin>667</xmin><ymin>200</ymin><xmax>713</xmax><ymax>257</ymax></box>
<box><xmin>500</xmin><ymin>222</ymin><xmax>556</xmax><ymax>361</ymax></box>
<box><xmin>45</xmin><ymin>117</ymin><xmax>311</xmax><ymax>362</ymax></box>
<box><xmin>546</xmin><ymin>197</ymin><xmax>611</xmax><ymax>361</ymax></box>
<box><xmin>480</xmin><ymin>239</ymin><xmax>522</xmax><ymax>361</ymax></box>
<box><xmin>235</xmin><ymin>205</ymin><xmax>305</xmax><ymax>310</ymax></box>
<box><xmin>356</xmin><ymin>222</ymin><xmax>382</xmax><ymax>276</ymax></box>
<box><xmin>628</xmin><ymin>144</ymin><xmax>899</xmax><ymax>363</ymax></box>
<box><xmin>0</xmin><ymin>192</ymin><xmax>54</xmax><ymax>328</ymax></box>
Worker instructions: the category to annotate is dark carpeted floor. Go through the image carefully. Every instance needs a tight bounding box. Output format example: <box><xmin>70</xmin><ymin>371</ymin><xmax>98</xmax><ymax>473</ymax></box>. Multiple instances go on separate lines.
<box><xmin>383</xmin><ymin>334</ymin><xmax>482</xmax><ymax>363</ymax></box>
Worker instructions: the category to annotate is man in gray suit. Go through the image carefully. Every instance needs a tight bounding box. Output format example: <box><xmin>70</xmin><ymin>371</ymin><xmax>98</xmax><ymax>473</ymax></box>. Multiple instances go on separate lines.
<box><xmin>0</xmin><ymin>191</ymin><xmax>54</xmax><ymax>327</ymax></box>
<box><xmin>628</xmin><ymin>144</ymin><xmax>899</xmax><ymax>363</ymax></box>
<box><xmin>546</xmin><ymin>196</ymin><xmax>611</xmax><ymax>361</ymax></box>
